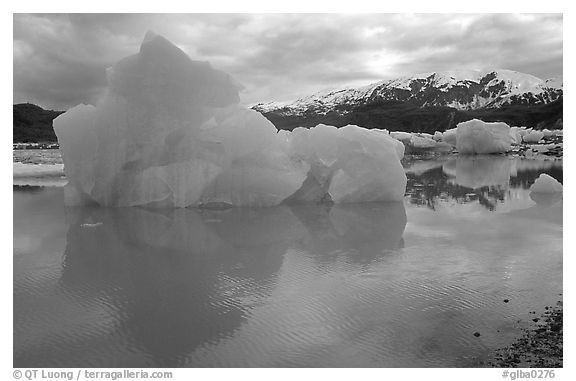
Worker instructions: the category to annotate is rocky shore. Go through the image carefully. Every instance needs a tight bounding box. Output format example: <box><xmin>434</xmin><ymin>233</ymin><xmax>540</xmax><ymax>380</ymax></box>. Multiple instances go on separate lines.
<box><xmin>487</xmin><ymin>301</ymin><xmax>563</xmax><ymax>368</ymax></box>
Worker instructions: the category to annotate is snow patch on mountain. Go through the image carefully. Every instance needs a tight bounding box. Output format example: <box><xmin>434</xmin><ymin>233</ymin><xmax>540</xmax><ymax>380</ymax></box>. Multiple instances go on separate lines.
<box><xmin>253</xmin><ymin>69</ymin><xmax>563</xmax><ymax>116</ymax></box>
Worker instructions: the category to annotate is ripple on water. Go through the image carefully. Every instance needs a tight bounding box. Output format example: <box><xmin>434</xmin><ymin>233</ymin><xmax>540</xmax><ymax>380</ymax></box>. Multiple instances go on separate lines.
<box><xmin>13</xmin><ymin>156</ymin><xmax>562</xmax><ymax>367</ymax></box>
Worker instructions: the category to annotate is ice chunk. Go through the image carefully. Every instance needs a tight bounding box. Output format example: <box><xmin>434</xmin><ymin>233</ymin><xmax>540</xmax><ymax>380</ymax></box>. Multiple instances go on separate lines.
<box><xmin>442</xmin><ymin>128</ymin><xmax>457</xmax><ymax>146</ymax></box>
<box><xmin>529</xmin><ymin>173</ymin><xmax>563</xmax><ymax>193</ymax></box>
<box><xmin>456</xmin><ymin>119</ymin><xmax>511</xmax><ymax>154</ymax></box>
<box><xmin>433</xmin><ymin>131</ymin><xmax>443</xmax><ymax>141</ymax></box>
<box><xmin>390</xmin><ymin>131</ymin><xmax>452</xmax><ymax>153</ymax></box>
<box><xmin>407</xmin><ymin>135</ymin><xmax>451</xmax><ymax>153</ymax></box>
<box><xmin>410</xmin><ymin>135</ymin><xmax>437</xmax><ymax>149</ymax></box>
<box><xmin>54</xmin><ymin>32</ymin><xmax>407</xmax><ymax>207</ymax></box>
<box><xmin>522</xmin><ymin>131</ymin><xmax>544</xmax><ymax>143</ymax></box>
<box><xmin>509</xmin><ymin>127</ymin><xmax>523</xmax><ymax>145</ymax></box>
<box><xmin>13</xmin><ymin>163</ymin><xmax>66</xmax><ymax>187</ymax></box>
<box><xmin>287</xmin><ymin>124</ymin><xmax>407</xmax><ymax>203</ymax></box>
<box><xmin>416</xmin><ymin>132</ymin><xmax>434</xmax><ymax>140</ymax></box>
<box><xmin>390</xmin><ymin>131</ymin><xmax>413</xmax><ymax>143</ymax></box>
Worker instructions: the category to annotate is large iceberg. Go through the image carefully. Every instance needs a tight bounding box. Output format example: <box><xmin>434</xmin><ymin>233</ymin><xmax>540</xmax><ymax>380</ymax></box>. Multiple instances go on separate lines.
<box><xmin>54</xmin><ymin>32</ymin><xmax>407</xmax><ymax>207</ymax></box>
<box><xmin>456</xmin><ymin>119</ymin><xmax>511</xmax><ymax>154</ymax></box>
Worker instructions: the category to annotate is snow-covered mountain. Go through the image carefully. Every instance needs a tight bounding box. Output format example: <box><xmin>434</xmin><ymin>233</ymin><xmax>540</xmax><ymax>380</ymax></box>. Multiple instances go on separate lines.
<box><xmin>253</xmin><ymin>69</ymin><xmax>563</xmax><ymax>116</ymax></box>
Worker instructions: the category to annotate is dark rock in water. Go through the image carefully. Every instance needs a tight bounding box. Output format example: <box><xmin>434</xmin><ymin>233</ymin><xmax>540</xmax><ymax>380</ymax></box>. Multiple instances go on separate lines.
<box><xmin>503</xmin><ymin>299</ymin><xmax>510</xmax><ymax>303</ymax></box>
<box><xmin>532</xmin><ymin>318</ymin><xmax>540</xmax><ymax>323</ymax></box>
<box><xmin>473</xmin><ymin>332</ymin><xmax>481</xmax><ymax>337</ymax></box>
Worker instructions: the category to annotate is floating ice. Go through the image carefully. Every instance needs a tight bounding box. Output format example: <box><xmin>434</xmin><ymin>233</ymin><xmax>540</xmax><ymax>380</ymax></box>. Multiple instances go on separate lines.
<box><xmin>13</xmin><ymin>163</ymin><xmax>67</xmax><ymax>187</ymax></box>
<box><xmin>416</xmin><ymin>132</ymin><xmax>434</xmax><ymax>140</ymax></box>
<box><xmin>54</xmin><ymin>32</ymin><xmax>407</xmax><ymax>207</ymax></box>
<box><xmin>529</xmin><ymin>173</ymin><xmax>563</xmax><ymax>193</ymax></box>
<box><xmin>509</xmin><ymin>127</ymin><xmax>523</xmax><ymax>145</ymax></box>
<box><xmin>390</xmin><ymin>131</ymin><xmax>413</xmax><ymax>143</ymax></box>
<box><xmin>456</xmin><ymin>119</ymin><xmax>511</xmax><ymax>154</ymax></box>
<box><xmin>517</xmin><ymin>127</ymin><xmax>533</xmax><ymax>137</ymax></box>
<box><xmin>433</xmin><ymin>131</ymin><xmax>443</xmax><ymax>141</ymax></box>
<box><xmin>286</xmin><ymin>124</ymin><xmax>406</xmax><ymax>203</ymax></box>
<box><xmin>441</xmin><ymin>128</ymin><xmax>457</xmax><ymax>146</ymax></box>
<box><xmin>522</xmin><ymin>131</ymin><xmax>544</xmax><ymax>143</ymax></box>
<box><xmin>409</xmin><ymin>135</ymin><xmax>437</xmax><ymax>149</ymax></box>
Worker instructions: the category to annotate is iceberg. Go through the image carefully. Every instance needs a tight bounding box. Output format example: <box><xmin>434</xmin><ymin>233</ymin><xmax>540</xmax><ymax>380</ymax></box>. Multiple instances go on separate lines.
<box><xmin>286</xmin><ymin>124</ymin><xmax>406</xmax><ymax>203</ymax></box>
<box><xmin>13</xmin><ymin>163</ymin><xmax>67</xmax><ymax>187</ymax></box>
<box><xmin>522</xmin><ymin>131</ymin><xmax>544</xmax><ymax>143</ymax></box>
<box><xmin>407</xmin><ymin>135</ymin><xmax>452</xmax><ymax>153</ymax></box>
<box><xmin>390</xmin><ymin>131</ymin><xmax>413</xmax><ymax>143</ymax></box>
<box><xmin>409</xmin><ymin>135</ymin><xmax>437</xmax><ymax>149</ymax></box>
<box><xmin>529</xmin><ymin>173</ymin><xmax>563</xmax><ymax>193</ymax></box>
<box><xmin>456</xmin><ymin>119</ymin><xmax>511</xmax><ymax>154</ymax></box>
<box><xmin>54</xmin><ymin>32</ymin><xmax>407</xmax><ymax>207</ymax></box>
<box><xmin>518</xmin><ymin>127</ymin><xmax>533</xmax><ymax>137</ymax></box>
<box><xmin>509</xmin><ymin>127</ymin><xmax>523</xmax><ymax>145</ymax></box>
<box><xmin>433</xmin><ymin>131</ymin><xmax>443</xmax><ymax>141</ymax></box>
<box><xmin>416</xmin><ymin>132</ymin><xmax>434</xmax><ymax>140</ymax></box>
<box><xmin>441</xmin><ymin>128</ymin><xmax>457</xmax><ymax>146</ymax></box>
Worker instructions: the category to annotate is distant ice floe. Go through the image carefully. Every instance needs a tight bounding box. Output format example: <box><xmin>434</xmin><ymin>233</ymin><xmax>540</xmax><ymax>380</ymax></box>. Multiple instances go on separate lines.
<box><xmin>522</xmin><ymin>131</ymin><xmax>545</xmax><ymax>144</ymax></box>
<box><xmin>388</xmin><ymin>121</ymin><xmax>561</xmax><ymax>157</ymax></box>
<box><xmin>13</xmin><ymin>163</ymin><xmax>66</xmax><ymax>187</ymax></box>
<box><xmin>53</xmin><ymin>32</ymin><xmax>406</xmax><ymax>207</ymax></box>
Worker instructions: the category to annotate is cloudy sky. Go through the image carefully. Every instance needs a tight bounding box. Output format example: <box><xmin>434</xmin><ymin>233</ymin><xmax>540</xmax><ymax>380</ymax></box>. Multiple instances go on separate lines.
<box><xmin>13</xmin><ymin>13</ymin><xmax>563</xmax><ymax>110</ymax></box>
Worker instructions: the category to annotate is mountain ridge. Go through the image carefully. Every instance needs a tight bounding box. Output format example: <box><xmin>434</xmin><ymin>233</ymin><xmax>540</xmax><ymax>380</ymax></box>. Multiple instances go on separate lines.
<box><xmin>252</xmin><ymin>69</ymin><xmax>563</xmax><ymax>132</ymax></box>
<box><xmin>253</xmin><ymin>69</ymin><xmax>562</xmax><ymax>114</ymax></box>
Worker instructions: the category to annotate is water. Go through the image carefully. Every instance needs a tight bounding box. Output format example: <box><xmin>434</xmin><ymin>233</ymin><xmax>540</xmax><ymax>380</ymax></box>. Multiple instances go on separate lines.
<box><xmin>13</xmin><ymin>154</ymin><xmax>562</xmax><ymax>367</ymax></box>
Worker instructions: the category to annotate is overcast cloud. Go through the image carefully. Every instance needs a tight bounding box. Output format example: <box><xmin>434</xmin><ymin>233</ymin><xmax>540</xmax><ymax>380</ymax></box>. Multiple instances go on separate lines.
<box><xmin>13</xmin><ymin>13</ymin><xmax>563</xmax><ymax>110</ymax></box>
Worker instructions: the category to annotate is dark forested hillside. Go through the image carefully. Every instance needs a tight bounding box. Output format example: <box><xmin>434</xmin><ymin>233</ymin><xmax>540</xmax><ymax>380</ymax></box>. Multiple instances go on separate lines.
<box><xmin>256</xmin><ymin>98</ymin><xmax>563</xmax><ymax>133</ymax></box>
<box><xmin>13</xmin><ymin>103</ymin><xmax>64</xmax><ymax>143</ymax></box>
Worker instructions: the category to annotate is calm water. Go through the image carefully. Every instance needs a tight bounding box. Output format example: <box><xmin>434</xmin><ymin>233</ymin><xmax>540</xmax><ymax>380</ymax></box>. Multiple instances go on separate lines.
<box><xmin>13</xmin><ymin>155</ymin><xmax>562</xmax><ymax>367</ymax></box>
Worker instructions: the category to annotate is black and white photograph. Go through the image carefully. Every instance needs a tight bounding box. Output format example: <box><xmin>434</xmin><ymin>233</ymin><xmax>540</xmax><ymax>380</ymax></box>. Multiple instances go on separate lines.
<box><xmin>10</xmin><ymin>5</ymin><xmax>568</xmax><ymax>375</ymax></box>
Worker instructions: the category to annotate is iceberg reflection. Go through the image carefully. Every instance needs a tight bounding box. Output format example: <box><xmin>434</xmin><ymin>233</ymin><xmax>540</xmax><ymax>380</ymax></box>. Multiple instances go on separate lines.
<box><xmin>442</xmin><ymin>156</ymin><xmax>514</xmax><ymax>189</ymax></box>
<box><xmin>15</xmin><ymin>200</ymin><xmax>406</xmax><ymax>366</ymax></box>
<box><xmin>405</xmin><ymin>156</ymin><xmax>562</xmax><ymax>211</ymax></box>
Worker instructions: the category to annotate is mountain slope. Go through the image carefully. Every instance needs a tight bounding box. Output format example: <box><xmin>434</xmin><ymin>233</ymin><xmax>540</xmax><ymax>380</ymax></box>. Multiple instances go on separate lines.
<box><xmin>13</xmin><ymin>103</ymin><xmax>64</xmax><ymax>143</ymax></box>
<box><xmin>252</xmin><ymin>69</ymin><xmax>563</xmax><ymax>132</ymax></box>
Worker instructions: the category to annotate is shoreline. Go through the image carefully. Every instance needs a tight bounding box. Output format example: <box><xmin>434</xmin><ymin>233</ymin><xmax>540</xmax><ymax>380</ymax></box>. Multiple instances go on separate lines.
<box><xmin>486</xmin><ymin>301</ymin><xmax>563</xmax><ymax>368</ymax></box>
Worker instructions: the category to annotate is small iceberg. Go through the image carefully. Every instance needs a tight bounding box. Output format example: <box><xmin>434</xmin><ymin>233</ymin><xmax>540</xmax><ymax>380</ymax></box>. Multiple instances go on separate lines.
<box><xmin>456</xmin><ymin>119</ymin><xmax>511</xmax><ymax>155</ymax></box>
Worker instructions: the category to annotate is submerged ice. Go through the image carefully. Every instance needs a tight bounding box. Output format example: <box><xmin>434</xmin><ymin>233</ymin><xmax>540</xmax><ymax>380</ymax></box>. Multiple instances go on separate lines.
<box><xmin>54</xmin><ymin>32</ymin><xmax>407</xmax><ymax>207</ymax></box>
